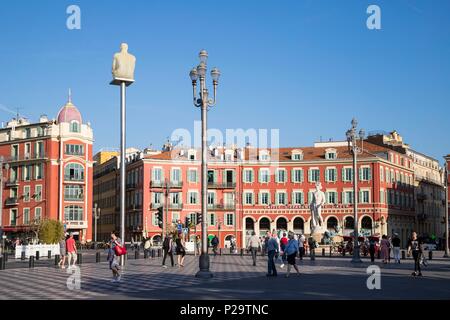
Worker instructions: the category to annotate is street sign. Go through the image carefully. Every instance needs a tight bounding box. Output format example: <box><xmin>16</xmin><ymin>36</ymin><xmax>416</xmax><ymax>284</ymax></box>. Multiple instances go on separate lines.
<box><xmin>177</xmin><ymin>224</ymin><xmax>182</xmax><ymax>232</ymax></box>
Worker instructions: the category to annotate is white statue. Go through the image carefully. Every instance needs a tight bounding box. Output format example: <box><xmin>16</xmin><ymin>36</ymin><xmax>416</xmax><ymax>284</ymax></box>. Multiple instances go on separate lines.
<box><xmin>310</xmin><ymin>182</ymin><xmax>325</xmax><ymax>234</ymax></box>
<box><xmin>112</xmin><ymin>43</ymin><xmax>136</xmax><ymax>81</ymax></box>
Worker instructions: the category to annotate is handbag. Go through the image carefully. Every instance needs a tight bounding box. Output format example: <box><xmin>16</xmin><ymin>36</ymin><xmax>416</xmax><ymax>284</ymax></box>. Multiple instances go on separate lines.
<box><xmin>114</xmin><ymin>243</ymin><xmax>127</xmax><ymax>256</ymax></box>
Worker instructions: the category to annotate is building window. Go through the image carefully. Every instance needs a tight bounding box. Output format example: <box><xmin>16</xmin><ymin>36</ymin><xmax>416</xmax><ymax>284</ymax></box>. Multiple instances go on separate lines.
<box><xmin>65</xmin><ymin>144</ymin><xmax>84</xmax><ymax>156</ymax></box>
<box><xmin>259</xmin><ymin>151</ymin><xmax>270</xmax><ymax>161</ymax></box>
<box><xmin>292</xmin><ymin>153</ymin><xmax>303</xmax><ymax>160</ymax></box>
<box><xmin>308</xmin><ymin>169</ymin><xmax>320</xmax><ymax>182</ymax></box>
<box><xmin>171</xmin><ymin>192</ymin><xmax>181</xmax><ymax>204</ymax></box>
<box><xmin>380</xmin><ymin>190</ymin><xmax>385</xmax><ymax>204</ymax></box>
<box><xmin>243</xmin><ymin>169</ymin><xmax>254</xmax><ymax>183</ymax></box>
<box><xmin>189</xmin><ymin>213</ymin><xmax>197</xmax><ymax>225</ymax></box>
<box><xmin>188</xmin><ymin>169</ymin><xmax>198</xmax><ymax>183</ymax></box>
<box><xmin>360</xmin><ymin>190</ymin><xmax>370</xmax><ymax>203</ymax></box>
<box><xmin>327</xmin><ymin>191</ymin><xmax>337</xmax><ymax>204</ymax></box>
<box><xmin>209</xmin><ymin>213</ymin><xmax>216</xmax><ymax>226</ymax></box>
<box><xmin>70</xmin><ymin>121</ymin><xmax>80</xmax><ymax>133</ymax></box>
<box><xmin>64</xmin><ymin>185</ymin><xmax>84</xmax><ymax>201</ymax></box>
<box><xmin>35</xmin><ymin>163</ymin><xmax>43</xmax><ymax>180</ymax></box>
<box><xmin>25</xmin><ymin>143</ymin><xmax>31</xmax><ymax>159</ymax></box>
<box><xmin>188</xmin><ymin>191</ymin><xmax>198</xmax><ymax>204</ymax></box>
<box><xmin>23</xmin><ymin>208</ymin><xmax>30</xmax><ymax>225</ymax></box>
<box><xmin>23</xmin><ymin>186</ymin><xmax>30</xmax><ymax>202</ymax></box>
<box><xmin>64</xmin><ymin>205</ymin><xmax>83</xmax><ymax>221</ymax></box>
<box><xmin>259</xmin><ymin>192</ymin><xmax>270</xmax><ymax>205</ymax></box>
<box><xmin>276</xmin><ymin>169</ymin><xmax>287</xmax><ymax>183</ymax></box>
<box><xmin>25</xmin><ymin>128</ymin><xmax>31</xmax><ymax>139</ymax></box>
<box><xmin>34</xmin><ymin>207</ymin><xmax>42</xmax><ymax>222</ymax></box>
<box><xmin>10</xmin><ymin>209</ymin><xmax>18</xmax><ymax>226</ymax></box>
<box><xmin>360</xmin><ymin>167</ymin><xmax>372</xmax><ymax>181</ymax></box>
<box><xmin>22</xmin><ymin>165</ymin><xmax>32</xmax><ymax>181</ymax></box>
<box><xmin>292</xmin><ymin>191</ymin><xmax>304</xmax><ymax>204</ymax></box>
<box><xmin>325</xmin><ymin>168</ymin><xmax>337</xmax><ymax>182</ymax></box>
<box><xmin>277</xmin><ymin>192</ymin><xmax>287</xmax><ymax>205</ymax></box>
<box><xmin>171</xmin><ymin>168</ymin><xmax>181</xmax><ymax>182</ymax></box>
<box><xmin>244</xmin><ymin>192</ymin><xmax>254</xmax><ymax>205</ymax></box>
<box><xmin>152</xmin><ymin>168</ymin><xmax>163</xmax><ymax>182</ymax></box>
<box><xmin>325</xmin><ymin>149</ymin><xmax>337</xmax><ymax>160</ymax></box>
<box><xmin>292</xmin><ymin>169</ymin><xmax>304</xmax><ymax>183</ymax></box>
<box><xmin>207</xmin><ymin>192</ymin><xmax>215</xmax><ymax>205</ymax></box>
<box><xmin>64</xmin><ymin>163</ymin><xmax>84</xmax><ymax>181</ymax></box>
<box><xmin>259</xmin><ymin>168</ymin><xmax>270</xmax><ymax>183</ymax></box>
<box><xmin>343</xmin><ymin>191</ymin><xmax>354</xmax><ymax>204</ymax></box>
<box><xmin>153</xmin><ymin>192</ymin><xmax>162</xmax><ymax>205</ymax></box>
<box><xmin>342</xmin><ymin>167</ymin><xmax>353</xmax><ymax>182</ymax></box>
<box><xmin>11</xmin><ymin>145</ymin><xmax>19</xmax><ymax>161</ymax></box>
<box><xmin>380</xmin><ymin>166</ymin><xmax>384</xmax><ymax>182</ymax></box>
<box><xmin>35</xmin><ymin>185</ymin><xmax>42</xmax><ymax>201</ymax></box>
<box><xmin>226</xmin><ymin>213</ymin><xmax>234</xmax><ymax>226</ymax></box>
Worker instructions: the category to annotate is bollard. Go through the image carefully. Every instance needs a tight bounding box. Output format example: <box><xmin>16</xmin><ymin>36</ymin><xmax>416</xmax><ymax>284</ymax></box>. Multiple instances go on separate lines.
<box><xmin>219</xmin><ymin>248</ymin><xmax>222</xmax><ymax>256</ymax></box>
<box><xmin>35</xmin><ymin>251</ymin><xmax>40</xmax><ymax>261</ymax></box>
<box><xmin>158</xmin><ymin>249</ymin><xmax>162</xmax><ymax>258</ymax></box>
<box><xmin>48</xmin><ymin>250</ymin><xmax>51</xmax><ymax>259</ymax></box>
<box><xmin>21</xmin><ymin>251</ymin><xmax>25</xmax><ymax>261</ymax></box>
<box><xmin>3</xmin><ymin>253</ymin><xmax>7</xmax><ymax>263</ymax></box>
<box><xmin>96</xmin><ymin>252</ymin><xmax>101</xmax><ymax>263</ymax></box>
<box><xmin>77</xmin><ymin>253</ymin><xmax>82</xmax><ymax>265</ymax></box>
<box><xmin>322</xmin><ymin>248</ymin><xmax>325</xmax><ymax>257</ymax></box>
<box><xmin>0</xmin><ymin>257</ymin><xmax>3</xmax><ymax>270</ymax></box>
<box><xmin>240</xmin><ymin>248</ymin><xmax>244</xmax><ymax>257</ymax></box>
<box><xmin>342</xmin><ymin>248</ymin><xmax>345</xmax><ymax>256</ymax></box>
<box><xmin>429</xmin><ymin>250</ymin><xmax>433</xmax><ymax>260</ymax></box>
<box><xmin>310</xmin><ymin>249</ymin><xmax>316</xmax><ymax>261</ymax></box>
<box><xmin>151</xmin><ymin>249</ymin><xmax>155</xmax><ymax>258</ymax></box>
<box><xmin>29</xmin><ymin>256</ymin><xmax>35</xmax><ymax>268</ymax></box>
<box><xmin>329</xmin><ymin>247</ymin><xmax>332</xmax><ymax>257</ymax></box>
<box><xmin>55</xmin><ymin>254</ymin><xmax>60</xmax><ymax>266</ymax></box>
<box><xmin>402</xmin><ymin>250</ymin><xmax>406</xmax><ymax>260</ymax></box>
<box><xmin>135</xmin><ymin>250</ymin><xmax>139</xmax><ymax>260</ymax></box>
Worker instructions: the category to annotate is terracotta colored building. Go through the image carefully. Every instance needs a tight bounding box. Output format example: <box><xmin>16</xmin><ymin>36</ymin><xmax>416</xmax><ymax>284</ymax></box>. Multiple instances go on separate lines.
<box><xmin>0</xmin><ymin>96</ymin><xmax>94</xmax><ymax>242</ymax></box>
<box><xmin>113</xmin><ymin>137</ymin><xmax>416</xmax><ymax>248</ymax></box>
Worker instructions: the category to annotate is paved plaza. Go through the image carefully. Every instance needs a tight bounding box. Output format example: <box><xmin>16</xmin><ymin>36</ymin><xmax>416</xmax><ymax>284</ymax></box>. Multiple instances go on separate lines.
<box><xmin>0</xmin><ymin>251</ymin><xmax>449</xmax><ymax>300</ymax></box>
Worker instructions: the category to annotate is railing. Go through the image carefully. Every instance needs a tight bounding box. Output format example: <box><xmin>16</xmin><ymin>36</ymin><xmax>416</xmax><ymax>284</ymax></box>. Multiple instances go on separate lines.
<box><xmin>7</xmin><ymin>153</ymin><xmax>46</xmax><ymax>162</ymax></box>
<box><xmin>64</xmin><ymin>175</ymin><xmax>84</xmax><ymax>182</ymax></box>
<box><xmin>169</xmin><ymin>203</ymin><xmax>183</xmax><ymax>210</ymax></box>
<box><xmin>5</xmin><ymin>179</ymin><xmax>19</xmax><ymax>187</ymax></box>
<box><xmin>150</xmin><ymin>203</ymin><xmax>163</xmax><ymax>209</ymax></box>
<box><xmin>207</xmin><ymin>182</ymin><xmax>236</xmax><ymax>189</ymax></box>
<box><xmin>64</xmin><ymin>195</ymin><xmax>84</xmax><ymax>201</ymax></box>
<box><xmin>64</xmin><ymin>220</ymin><xmax>87</xmax><ymax>228</ymax></box>
<box><xmin>5</xmin><ymin>197</ymin><xmax>19</xmax><ymax>206</ymax></box>
<box><xmin>150</xmin><ymin>181</ymin><xmax>183</xmax><ymax>188</ymax></box>
<box><xmin>207</xmin><ymin>204</ymin><xmax>236</xmax><ymax>210</ymax></box>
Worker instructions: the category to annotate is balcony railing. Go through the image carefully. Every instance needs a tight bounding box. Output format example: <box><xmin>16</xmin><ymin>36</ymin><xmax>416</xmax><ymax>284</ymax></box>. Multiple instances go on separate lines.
<box><xmin>64</xmin><ymin>220</ymin><xmax>88</xmax><ymax>228</ymax></box>
<box><xmin>64</xmin><ymin>175</ymin><xmax>84</xmax><ymax>182</ymax></box>
<box><xmin>5</xmin><ymin>179</ymin><xmax>19</xmax><ymax>187</ymax></box>
<box><xmin>169</xmin><ymin>203</ymin><xmax>183</xmax><ymax>210</ymax></box>
<box><xmin>8</xmin><ymin>153</ymin><xmax>46</xmax><ymax>162</ymax></box>
<box><xmin>207</xmin><ymin>203</ymin><xmax>236</xmax><ymax>210</ymax></box>
<box><xmin>5</xmin><ymin>197</ymin><xmax>19</xmax><ymax>206</ymax></box>
<box><xmin>150</xmin><ymin>203</ymin><xmax>163</xmax><ymax>209</ymax></box>
<box><xmin>64</xmin><ymin>195</ymin><xmax>84</xmax><ymax>201</ymax></box>
<box><xmin>207</xmin><ymin>182</ymin><xmax>236</xmax><ymax>189</ymax></box>
<box><xmin>150</xmin><ymin>181</ymin><xmax>183</xmax><ymax>188</ymax></box>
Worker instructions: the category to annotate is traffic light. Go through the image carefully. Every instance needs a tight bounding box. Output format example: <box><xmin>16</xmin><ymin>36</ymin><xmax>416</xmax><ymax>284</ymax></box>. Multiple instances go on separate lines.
<box><xmin>156</xmin><ymin>207</ymin><xmax>163</xmax><ymax>228</ymax></box>
<box><xmin>196</xmin><ymin>212</ymin><xmax>203</xmax><ymax>224</ymax></box>
<box><xmin>185</xmin><ymin>216</ymin><xmax>191</xmax><ymax>228</ymax></box>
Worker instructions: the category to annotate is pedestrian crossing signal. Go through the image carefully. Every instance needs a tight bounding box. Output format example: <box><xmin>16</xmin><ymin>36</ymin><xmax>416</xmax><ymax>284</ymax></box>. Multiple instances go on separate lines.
<box><xmin>156</xmin><ymin>207</ymin><xmax>163</xmax><ymax>228</ymax></box>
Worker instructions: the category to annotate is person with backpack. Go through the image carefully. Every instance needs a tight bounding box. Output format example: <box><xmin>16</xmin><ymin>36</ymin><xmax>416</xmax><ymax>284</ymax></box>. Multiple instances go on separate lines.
<box><xmin>162</xmin><ymin>235</ymin><xmax>174</xmax><ymax>268</ymax></box>
<box><xmin>211</xmin><ymin>235</ymin><xmax>219</xmax><ymax>256</ymax></box>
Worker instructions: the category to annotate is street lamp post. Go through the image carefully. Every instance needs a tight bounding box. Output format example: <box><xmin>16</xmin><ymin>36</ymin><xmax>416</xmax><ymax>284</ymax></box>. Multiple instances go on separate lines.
<box><xmin>189</xmin><ymin>50</ymin><xmax>220</xmax><ymax>278</ymax></box>
<box><xmin>444</xmin><ymin>162</ymin><xmax>449</xmax><ymax>258</ymax></box>
<box><xmin>163</xmin><ymin>179</ymin><xmax>171</xmax><ymax>241</ymax></box>
<box><xmin>346</xmin><ymin>118</ymin><xmax>365</xmax><ymax>264</ymax></box>
<box><xmin>93</xmin><ymin>203</ymin><xmax>100</xmax><ymax>246</ymax></box>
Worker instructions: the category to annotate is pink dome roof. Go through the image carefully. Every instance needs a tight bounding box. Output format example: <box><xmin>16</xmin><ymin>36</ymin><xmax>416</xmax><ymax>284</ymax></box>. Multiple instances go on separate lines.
<box><xmin>57</xmin><ymin>102</ymin><xmax>82</xmax><ymax>124</ymax></box>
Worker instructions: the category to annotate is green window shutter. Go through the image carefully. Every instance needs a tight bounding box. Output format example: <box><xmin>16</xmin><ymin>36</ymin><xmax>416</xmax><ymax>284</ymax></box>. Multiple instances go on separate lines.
<box><xmin>291</xmin><ymin>169</ymin><xmax>295</xmax><ymax>183</ymax></box>
<box><xmin>300</xmin><ymin>192</ymin><xmax>304</xmax><ymax>204</ymax></box>
<box><xmin>359</xmin><ymin>168</ymin><xmax>363</xmax><ymax>181</ymax></box>
<box><xmin>213</xmin><ymin>170</ymin><xmax>218</xmax><ymax>183</ymax></box>
<box><xmin>342</xmin><ymin>192</ymin><xmax>346</xmax><ymax>204</ymax></box>
<box><xmin>308</xmin><ymin>169</ymin><xmax>312</xmax><ymax>182</ymax></box>
<box><xmin>300</xmin><ymin>169</ymin><xmax>304</xmax><ymax>182</ymax></box>
<box><xmin>325</xmin><ymin>169</ymin><xmax>329</xmax><ymax>182</ymax></box>
<box><xmin>232</xmin><ymin>170</ymin><xmax>236</xmax><ymax>183</ymax></box>
<box><xmin>325</xmin><ymin>191</ymin><xmax>329</xmax><ymax>204</ymax></box>
<box><xmin>342</xmin><ymin>168</ymin><xmax>345</xmax><ymax>182</ymax></box>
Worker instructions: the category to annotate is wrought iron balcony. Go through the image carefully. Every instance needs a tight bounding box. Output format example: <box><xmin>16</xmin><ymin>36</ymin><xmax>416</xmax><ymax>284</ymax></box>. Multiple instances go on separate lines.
<box><xmin>169</xmin><ymin>203</ymin><xmax>183</xmax><ymax>210</ymax></box>
<box><xmin>5</xmin><ymin>197</ymin><xmax>19</xmax><ymax>206</ymax></box>
<box><xmin>5</xmin><ymin>179</ymin><xmax>19</xmax><ymax>187</ymax></box>
<box><xmin>207</xmin><ymin>203</ymin><xmax>236</xmax><ymax>210</ymax></box>
<box><xmin>64</xmin><ymin>175</ymin><xmax>84</xmax><ymax>182</ymax></box>
<box><xmin>207</xmin><ymin>182</ymin><xmax>236</xmax><ymax>189</ymax></box>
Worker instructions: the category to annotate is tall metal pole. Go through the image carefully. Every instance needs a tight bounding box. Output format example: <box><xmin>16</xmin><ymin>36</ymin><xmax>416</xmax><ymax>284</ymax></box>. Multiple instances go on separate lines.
<box><xmin>444</xmin><ymin>162</ymin><xmax>449</xmax><ymax>258</ymax></box>
<box><xmin>0</xmin><ymin>156</ymin><xmax>4</xmax><ymax>253</ymax></box>
<box><xmin>94</xmin><ymin>204</ymin><xmax>98</xmax><ymax>245</ymax></box>
<box><xmin>120</xmin><ymin>81</ymin><xmax>126</xmax><ymax>266</ymax></box>
<box><xmin>351</xmin><ymin>141</ymin><xmax>362</xmax><ymax>263</ymax></box>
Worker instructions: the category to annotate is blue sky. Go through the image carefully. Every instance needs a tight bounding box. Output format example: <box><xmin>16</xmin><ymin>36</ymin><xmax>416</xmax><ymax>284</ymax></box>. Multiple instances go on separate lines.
<box><xmin>0</xmin><ymin>0</ymin><xmax>449</xmax><ymax>161</ymax></box>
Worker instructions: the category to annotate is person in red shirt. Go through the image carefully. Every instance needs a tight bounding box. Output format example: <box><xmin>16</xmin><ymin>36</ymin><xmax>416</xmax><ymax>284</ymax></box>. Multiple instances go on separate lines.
<box><xmin>66</xmin><ymin>233</ymin><xmax>77</xmax><ymax>268</ymax></box>
<box><xmin>280</xmin><ymin>232</ymin><xmax>289</xmax><ymax>268</ymax></box>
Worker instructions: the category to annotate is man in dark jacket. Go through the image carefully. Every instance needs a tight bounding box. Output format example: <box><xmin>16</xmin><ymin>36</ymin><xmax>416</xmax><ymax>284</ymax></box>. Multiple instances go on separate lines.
<box><xmin>211</xmin><ymin>236</ymin><xmax>219</xmax><ymax>256</ymax></box>
<box><xmin>162</xmin><ymin>236</ymin><xmax>174</xmax><ymax>268</ymax></box>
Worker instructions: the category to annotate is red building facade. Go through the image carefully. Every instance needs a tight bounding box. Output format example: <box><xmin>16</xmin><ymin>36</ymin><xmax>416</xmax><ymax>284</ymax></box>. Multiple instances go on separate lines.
<box><xmin>0</xmin><ymin>96</ymin><xmax>94</xmax><ymax>242</ymax></box>
<box><xmin>123</xmin><ymin>140</ymin><xmax>416</xmax><ymax>247</ymax></box>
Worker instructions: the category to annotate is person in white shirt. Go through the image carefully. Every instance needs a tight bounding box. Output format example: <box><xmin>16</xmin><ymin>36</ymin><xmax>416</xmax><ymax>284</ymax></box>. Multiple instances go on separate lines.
<box><xmin>298</xmin><ymin>234</ymin><xmax>306</xmax><ymax>260</ymax></box>
<box><xmin>247</xmin><ymin>231</ymin><xmax>262</xmax><ymax>266</ymax></box>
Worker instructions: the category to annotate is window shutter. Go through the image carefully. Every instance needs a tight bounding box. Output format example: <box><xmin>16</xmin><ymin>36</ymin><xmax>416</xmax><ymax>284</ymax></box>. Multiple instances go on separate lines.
<box><xmin>232</xmin><ymin>170</ymin><xmax>236</xmax><ymax>183</ymax></box>
<box><xmin>213</xmin><ymin>170</ymin><xmax>218</xmax><ymax>183</ymax></box>
<box><xmin>368</xmin><ymin>168</ymin><xmax>372</xmax><ymax>180</ymax></box>
<box><xmin>342</xmin><ymin>168</ymin><xmax>345</xmax><ymax>182</ymax></box>
<box><xmin>160</xmin><ymin>169</ymin><xmax>164</xmax><ymax>182</ymax></box>
<box><xmin>342</xmin><ymin>192</ymin><xmax>346</xmax><ymax>204</ymax></box>
<box><xmin>275</xmin><ymin>170</ymin><xmax>279</xmax><ymax>183</ymax></box>
<box><xmin>300</xmin><ymin>169</ymin><xmax>304</xmax><ymax>182</ymax></box>
<box><xmin>300</xmin><ymin>192</ymin><xmax>304</xmax><ymax>204</ymax></box>
<box><xmin>325</xmin><ymin>169</ymin><xmax>329</xmax><ymax>182</ymax></box>
<box><xmin>258</xmin><ymin>170</ymin><xmax>262</xmax><ymax>183</ymax></box>
<box><xmin>308</xmin><ymin>169</ymin><xmax>312</xmax><ymax>182</ymax></box>
<box><xmin>325</xmin><ymin>191</ymin><xmax>329</xmax><ymax>204</ymax></box>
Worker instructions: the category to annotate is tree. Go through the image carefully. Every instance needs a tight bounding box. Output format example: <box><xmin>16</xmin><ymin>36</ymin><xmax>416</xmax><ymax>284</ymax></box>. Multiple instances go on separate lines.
<box><xmin>38</xmin><ymin>219</ymin><xmax>64</xmax><ymax>244</ymax></box>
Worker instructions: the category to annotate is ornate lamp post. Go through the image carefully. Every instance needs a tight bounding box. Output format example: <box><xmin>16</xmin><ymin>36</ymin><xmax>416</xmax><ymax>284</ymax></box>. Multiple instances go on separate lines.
<box><xmin>346</xmin><ymin>118</ymin><xmax>365</xmax><ymax>263</ymax></box>
<box><xmin>189</xmin><ymin>50</ymin><xmax>220</xmax><ymax>278</ymax></box>
<box><xmin>443</xmin><ymin>161</ymin><xmax>449</xmax><ymax>258</ymax></box>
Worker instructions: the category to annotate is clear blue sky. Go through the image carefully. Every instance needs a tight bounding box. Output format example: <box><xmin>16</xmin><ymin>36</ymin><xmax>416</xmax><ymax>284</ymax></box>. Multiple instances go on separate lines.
<box><xmin>0</xmin><ymin>0</ymin><xmax>449</xmax><ymax>161</ymax></box>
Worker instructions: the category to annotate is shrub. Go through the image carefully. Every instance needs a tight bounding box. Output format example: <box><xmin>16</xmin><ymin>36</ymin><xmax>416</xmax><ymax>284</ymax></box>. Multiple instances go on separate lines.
<box><xmin>38</xmin><ymin>219</ymin><xmax>65</xmax><ymax>244</ymax></box>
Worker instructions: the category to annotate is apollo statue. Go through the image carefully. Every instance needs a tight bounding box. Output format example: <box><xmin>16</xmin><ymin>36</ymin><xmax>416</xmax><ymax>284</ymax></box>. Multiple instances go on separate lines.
<box><xmin>310</xmin><ymin>182</ymin><xmax>325</xmax><ymax>234</ymax></box>
<box><xmin>112</xmin><ymin>43</ymin><xmax>136</xmax><ymax>82</ymax></box>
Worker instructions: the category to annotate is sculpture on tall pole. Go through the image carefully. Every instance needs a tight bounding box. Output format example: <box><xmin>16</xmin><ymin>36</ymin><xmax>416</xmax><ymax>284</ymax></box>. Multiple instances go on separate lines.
<box><xmin>110</xmin><ymin>43</ymin><xmax>136</xmax><ymax>266</ymax></box>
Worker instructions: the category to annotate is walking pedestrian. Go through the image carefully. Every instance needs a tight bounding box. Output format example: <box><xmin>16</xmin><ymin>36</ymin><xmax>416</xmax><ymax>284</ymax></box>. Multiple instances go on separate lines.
<box><xmin>298</xmin><ymin>234</ymin><xmax>306</xmax><ymax>260</ymax></box>
<box><xmin>162</xmin><ymin>235</ymin><xmax>174</xmax><ymax>268</ymax></box>
<box><xmin>380</xmin><ymin>235</ymin><xmax>390</xmax><ymax>264</ymax></box>
<box><xmin>176</xmin><ymin>237</ymin><xmax>186</xmax><ymax>267</ymax></box>
<box><xmin>211</xmin><ymin>235</ymin><xmax>219</xmax><ymax>256</ymax></box>
<box><xmin>143</xmin><ymin>236</ymin><xmax>151</xmax><ymax>258</ymax></box>
<box><xmin>392</xmin><ymin>233</ymin><xmax>401</xmax><ymax>264</ymax></box>
<box><xmin>108</xmin><ymin>231</ymin><xmax>123</xmax><ymax>282</ymax></box>
<box><xmin>247</xmin><ymin>231</ymin><xmax>261</xmax><ymax>266</ymax></box>
<box><xmin>195</xmin><ymin>235</ymin><xmax>201</xmax><ymax>256</ymax></box>
<box><xmin>285</xmin><ymin>232</ymin><xmax>300</xmax><ymax>277</ymax></box>
<box><xmin>407</xmin><ymin>232</ymin><xmax>423</xmax><ymax>277</ymax></box>
<box><xmin>280</xmin><ymin>232</ymin><xmax>288</xmax><ymax>268</ymax></box>
<box><xmin>66</xmin><ymin>233</ymin><xmax>77</xmax><ymax>268</ymax></box>
<box><xmin>58</xmin><ymin>233</ymin><xmax>68</xmax><ymax>269</ymax></box>
<box><xmin>266</xmin><ymin>232</ymin><xmax>279</xmax><ymax>277</ymax></box>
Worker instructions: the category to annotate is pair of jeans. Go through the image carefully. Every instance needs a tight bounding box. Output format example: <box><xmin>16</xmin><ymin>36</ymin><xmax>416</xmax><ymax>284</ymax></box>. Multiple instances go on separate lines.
<box><xmin>393</xmin><ymin>247</ymin><xmax>401</xmax><ymax>262</ymax></box>
<box><xmin>250</xmin><ymin>247</ymin><xmax>258</xmax><ymax>265</ymax></box>
<box><xmin>412</xmin><ymin>250</ymin><xmax>421</xmax><ymax>273</ymax></box>
<box><xmin>267</xmin><ymin>250</ymin><xmax>277</xmax><ymax>276</ymax></box>
<box><xmin>369</xmin><ymin>248</ymin><xmax>375</xmax><ymax>262</ymax></box>
<box><xmin>162</xmin><ymin>249</ymin><xmax>174</xmax><ymax>266</ymax></box>
<box><xmin>299</xmin><ymin>247</ymin><xmax>305</xmax><ymax>260</ymax></box>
